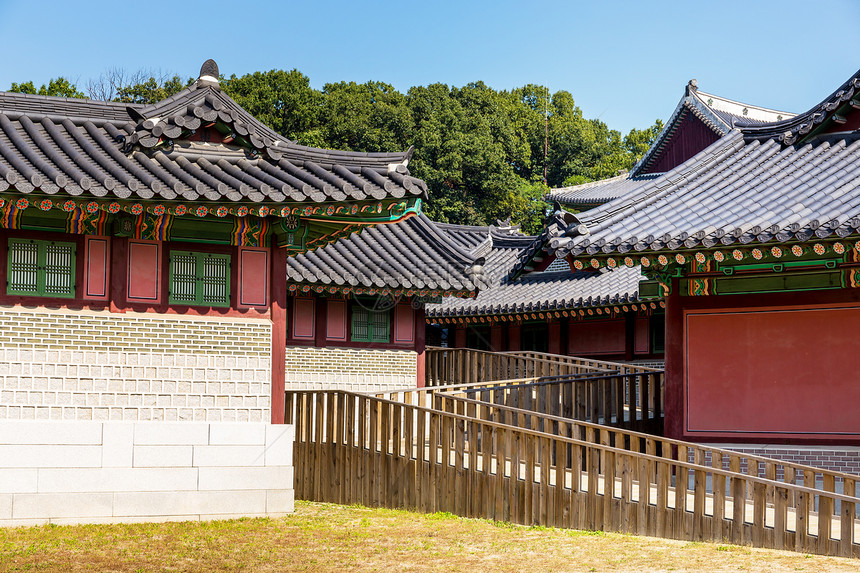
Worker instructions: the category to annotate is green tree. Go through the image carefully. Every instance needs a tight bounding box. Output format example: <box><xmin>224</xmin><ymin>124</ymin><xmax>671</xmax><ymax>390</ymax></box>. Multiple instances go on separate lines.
<box><xmin>320</xmin><ymin>81</ymin><xmax>412</xmax><ymax>152</ymax></box>
<box><xmin>114</xmin><ymin>75</ymin><xmax>191</xmax><ymax>105</ymax></box>
<box><xmin>497</xmin><ymin>180</ymin><xmax>549</xmax><ymax>235</ymax></box>
<box><xmin>624</xmin><ymin>119</ymin><xmax>664</xmax><ymax>161</ymax></box>
<box><xmin>223</xmin><ymin>69</ymin><xmax>325</xmax><ymax>146</ymax></box>
<box><xmin>9</xmin><ymin>77</ymin><xmax>86</xmax><ymax>98</ymax></box>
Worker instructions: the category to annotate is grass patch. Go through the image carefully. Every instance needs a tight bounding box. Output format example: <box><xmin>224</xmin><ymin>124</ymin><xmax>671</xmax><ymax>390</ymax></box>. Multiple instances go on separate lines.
<box><xmin>0</xmin><ymin>501</ymin><xmax>857</xmax><ymax>572</ymax></box>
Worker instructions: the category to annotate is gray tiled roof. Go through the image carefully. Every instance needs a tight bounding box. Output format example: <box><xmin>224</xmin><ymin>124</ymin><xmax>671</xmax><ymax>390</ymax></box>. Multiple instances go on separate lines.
<box><xmin>425</xmin><ymin>222</ymin><xmax>645</xmax><ymax>318</ymax></box>
<box><xmin>632</xmin><ymin>82</ymin><xmax>796</xmax><ymax>177</ymax></box>
<box><xmin>432</xmin><ymin>221</ymin><xmax>491</xmax><ymax>250</ymax></box>
<box><xmin>547</xmin><ymin>128</ymin><xmax>860</xmax><ymax>260</ymax></box>
<box><xmin>0</xmin><ymin>60</ymin><xmax>426</xmax><ymax>206</ymax></box>
<box><xmin>546</xmin><ymin>173</ymin><xmax>662</xmax><ymax>208</ymax></box>
<box><xmin>548</xmin><ymin>82</ymin><xmax>796</xmax><ymax>209</ymax></box>
<box><xmin>286</xmin><ymin>214</ymin><xmax>485</xmax><ymax>293</ymax></box>
<box><xmin>740</xmin><ymin>69</ymin><xmax>860</xmax><ymax>146</ymax></box>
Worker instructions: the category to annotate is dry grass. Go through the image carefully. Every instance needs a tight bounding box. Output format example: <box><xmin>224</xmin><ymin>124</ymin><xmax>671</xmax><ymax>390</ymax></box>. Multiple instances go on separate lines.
<box><xmin>1</xmin><ymin>501</ymin><xmax>858</xmax><ymax>572</ymax></box>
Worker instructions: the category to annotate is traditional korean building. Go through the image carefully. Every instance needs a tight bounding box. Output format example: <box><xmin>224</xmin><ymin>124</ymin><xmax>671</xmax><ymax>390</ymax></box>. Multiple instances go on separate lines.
<box><xmin>457</xmin><ymin>81</ymin><xmax>797</xmax><ymax>366</ymax></box>
<box><xmin>281</xmin><ymin>213</ymin><xmax>484</xmax><ymax>390</ymax></box>
<box><xmin>526</xmin><ymin>67</ymin><xmax>860</xmax><ymax>456</ymax></box>
<box><xmin>0</xmin><ymin>60</ymin><xmax>474</xmax><ymax>524</ymax></box>
<box><xmin>426</xmin><ymin>216</ymin><xmax>664</xmax><ymax>363</ymax></box>
<box><xmin>547</xmin><ymin>80</ymin><xmax>795</xmax><ymax>210</ymax></box>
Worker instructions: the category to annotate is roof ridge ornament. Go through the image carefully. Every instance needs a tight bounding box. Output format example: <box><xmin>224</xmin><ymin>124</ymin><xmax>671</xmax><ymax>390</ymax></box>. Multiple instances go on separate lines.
<box><xmin>197</xmin><ymin>59</ymin><xmax>221</xmax><ymax>89</ymax></box>
<box><xmin>686</xmin><ymin>79</ymin><xmax>698</xmax><ymax>95</ymax></box>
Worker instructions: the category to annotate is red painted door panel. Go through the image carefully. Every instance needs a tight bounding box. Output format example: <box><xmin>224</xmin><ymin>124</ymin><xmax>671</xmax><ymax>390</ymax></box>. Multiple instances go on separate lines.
<box><xmin>84</xmin><ymin>236</ymin><xmax>110</xmax><ymax>300</ymax></box>
<box><xmin>394</xmin><ymin>304</ymin><xmax>415</xmax><ymax>344</ymax></box>
<box><xmin>326</xmin><ymin>299</ymin><xmax>347</xmax><ymax>341</ymax></box>
<box><xmin>686</xmin><ymin>306</ymin><xmax>860</xmax><ymax>438</ymax></box>
<box><xmin>127</xmin><ymin>241</ymin><xmax>161</xmax><ymax>302</ymax></box>
<box><xmin>292</xmin><ymin>297</ymin><xmax>315</xmax><ymax>340</ymax></box>
<box><xmin>238</xmin><ymin>247</ymin><xmax>269</xmax><ymax>307</ymax></box>
<box><xmin>634</xmin><ymin>317</ymin><xmax>649</xmax><ymax>354</ymax></box>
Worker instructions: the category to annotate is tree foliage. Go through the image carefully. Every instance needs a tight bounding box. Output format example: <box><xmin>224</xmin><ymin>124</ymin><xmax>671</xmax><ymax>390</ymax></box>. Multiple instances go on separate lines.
<box><xmin>7</xmin><ymin>68</ymin><xmax>661</xmax><ymax>234</ymax></box>
<box><xmin>9</xmin><ymin>77</ymin><xmax>86</xmax><ymax>99</ymax></box>
<box><xmin>222</xmin><ymin>70</ymin><xmax>325</xmax><ymax>146</ymax></box>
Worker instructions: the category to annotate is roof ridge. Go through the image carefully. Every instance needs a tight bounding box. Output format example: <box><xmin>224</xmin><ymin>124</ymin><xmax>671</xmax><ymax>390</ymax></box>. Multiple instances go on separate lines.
<box><xmin>694</xmin><ymin>89</ymin><xmax>796</xmax><ymax>118</ymax></box>
<box><xmin>740</xmin><ymin>67</ymin><xmax>860</xmax><ymax>145</ymax></box>
<box><xmin>549</xmin><ymin>172</ymin><xmax>628</xmax><ymax>194</ymax></box>
<box><xmin>0</xmin><ymin>91</ymin><xmax>143</xmax><ymax>109</ymax></box>
<box><xmin>125</xmin><ymin>73</ymin><xmax>413</xmax><ymax>167</ymax></box>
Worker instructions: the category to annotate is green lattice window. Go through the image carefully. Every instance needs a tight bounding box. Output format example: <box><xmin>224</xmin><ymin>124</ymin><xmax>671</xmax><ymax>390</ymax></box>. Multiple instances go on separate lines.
<box><xmin>169</xmin><ymin>251</ymin><xmax>231</xmax><ymax>307</ymax></box>
<box><xmin>7</xmin><ymin>238</ymin><xmax>76</xmax><ymax>298</ymax></box>
<box><xmin>351</xmin><ymin>305</ymin><xmax>390</xmax><ymax>343</ymax></box>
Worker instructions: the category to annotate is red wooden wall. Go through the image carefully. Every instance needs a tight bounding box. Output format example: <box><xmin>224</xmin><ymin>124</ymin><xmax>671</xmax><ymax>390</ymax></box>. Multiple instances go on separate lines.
<box><xmin>685</xmin><ymin>304</ymin><xmax>860</xmax><ymax>440</ymax></box>
<box><xmin>664</xmin><ymin>283</ymin><xmax>860</xmax><ymax>444</ymax></box>
<box><xmin>641</xmin><ymin>112</ymin><xmax>720</xmax><ymax>175</ymax></box>
<box><xmin>568</xmin><ymin>320</ymin><xmax>625</xmax><ymax>355</ymax></box>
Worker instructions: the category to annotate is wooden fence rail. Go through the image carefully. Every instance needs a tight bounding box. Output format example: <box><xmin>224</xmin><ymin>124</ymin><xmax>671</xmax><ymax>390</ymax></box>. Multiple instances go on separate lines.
<box><xmin>507</xmin><ymin>350</ymin><xmax>664</xmax><ymax>375</ymax></box>
<box><xmin>286</xmin><ymin>389</ymin><xmax>860</xmax><ymax>557</ymax></box>
<box><xmin>425</xmin><ymin>347</ymin><xmax>620</xmax><ymax>387</ymax></box>
<box><xmin>379</xmin><ymin>371</ymin><xmax>662</xmax><ymax>435</ymax></box>
<box><xmin>431</xmin><ymin>392</ymin><xmax>860</xmax><ymax>516</ymax></box>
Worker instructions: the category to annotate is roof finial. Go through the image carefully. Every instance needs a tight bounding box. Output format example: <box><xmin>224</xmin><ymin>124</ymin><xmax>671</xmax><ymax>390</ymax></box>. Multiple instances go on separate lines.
<box><xmin>197</xmin><ymin>59</ymin><xmax>220</xmax><ymax>89</ymax></box>
<box><xmin>686</xmin><ymin>78</ymin><xmax>698</xmax><ymax>96</ymax></box>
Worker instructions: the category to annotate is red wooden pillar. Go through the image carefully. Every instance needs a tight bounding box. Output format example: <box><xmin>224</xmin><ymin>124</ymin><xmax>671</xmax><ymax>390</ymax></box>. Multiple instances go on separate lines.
<box><xmin>507</xmin><ymin>324</ymin><xmax>521</xmax><ymax>351</ymax></box>
<box><xmin>547</xmin><ymin>321</ymin><xmax>561</xmax><ymax>355</ymax></box>
<box><xmin>314</xmin><ymin>295</ymin><xmax>327</xmax><ymax>348</ymax></box>
<box><xmin>415</xmin><ymin>307</ymin><xmax>426</xmax><ymax>388</ymax></box>
<box><xmin>663</xmin><ymin>278</ymin><xmax>683</xmax><ymax>440</ymax></box>
<box><xmin>109</xmin><ymin>236</ymin><xmax>129</xmax><ymax>313</ymax></box>
<box><xmin>623</xmin><ymin>312</ymin><xmax>635</xmax><ymax>361</ymax></box>
<box><xmin>454</xmin><ymin>326</ymin><xmax>466</xmax><ymax>348</ymax></box>
<box><xmin>490</xmin><ymin>324</ymin><xmax>504</xmax><ymax>352</ymax></box>
<box><xmin>270</xmin><ymin>246</ymin><xmax>288</xmax><ymax>425</ymax></box>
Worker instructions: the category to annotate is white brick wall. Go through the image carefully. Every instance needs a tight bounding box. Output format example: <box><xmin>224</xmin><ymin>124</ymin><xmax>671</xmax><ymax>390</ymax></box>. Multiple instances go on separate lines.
<box><xmin>285</xmin><ymin>345</ymin><xmax>417</xmax><ymax>392</ymax></box>
<box><xmin>0</xmin><ymin>421</ymin><xmax>295</xmax><ymax>526</ymax></box>
<box><xmin>0</xmin><ymin>307</ymin><xmax>272</xmax><ymax>421</ymax></box>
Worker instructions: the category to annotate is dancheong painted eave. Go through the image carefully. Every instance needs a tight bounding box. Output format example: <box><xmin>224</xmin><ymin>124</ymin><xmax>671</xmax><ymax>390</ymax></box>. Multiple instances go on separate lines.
<box><xmin>0</xmin><ymin>60</ymin><xmax>427</xmax><ymax>218</ymax></box>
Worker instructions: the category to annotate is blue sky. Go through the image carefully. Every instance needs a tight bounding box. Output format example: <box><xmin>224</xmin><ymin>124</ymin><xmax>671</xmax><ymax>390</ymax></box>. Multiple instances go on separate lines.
<box><xmin>1</xmin><ymin>0</ymin><xmax>859</xmax><ymax>135</ymax></box>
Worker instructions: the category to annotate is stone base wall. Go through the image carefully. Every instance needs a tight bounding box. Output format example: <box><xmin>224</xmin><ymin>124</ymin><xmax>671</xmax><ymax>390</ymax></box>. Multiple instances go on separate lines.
<box><xmin>0</xmin><ymin>421</ymin><xmax>294</xmax><ymax>526</ymax></box>
<box><xmin>0</xmin><ymin>307</ymin><xmax>272</xmax><ymax>422</ymax></box>
<box><xmin>285</xmin><ymin>346</ymin><xmax>417</xmax><ymax>392</ymax></box>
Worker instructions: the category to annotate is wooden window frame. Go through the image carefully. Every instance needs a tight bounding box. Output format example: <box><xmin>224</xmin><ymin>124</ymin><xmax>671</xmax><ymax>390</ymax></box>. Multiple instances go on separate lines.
<box><xmin>6</xmin><ymin>237</ymin><xmax>77</xmax><ymax>299</ymax></box>
<box><xmin>168</xmin><ymin>250</ymin><xmax>231</xmax><ymax>308</ymax></box>
<box><xmin>350</xmin><ymin>304</ymin><xmax>391</xmax><ymax>343</ymax></box>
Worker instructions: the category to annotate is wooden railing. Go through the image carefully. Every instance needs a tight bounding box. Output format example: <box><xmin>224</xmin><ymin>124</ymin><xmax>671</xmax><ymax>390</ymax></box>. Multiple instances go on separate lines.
<box><xmin>286</xmin><ymin>389</ymin><xmax>860</xmax><ymax>557</ymax></box>
<box><xmin>432</xmin><ymin>392</ymin><xmax>860</xmax><ymax>513</ymax></box>
<box><xmin>425</xmin><ymin>347</ymin><xmax>619</xmax><ymax>387</ymax></box>
<box><xmin>508</xmin><ymin>350</ymin><xmax>663</xmax><ymax>375</ymax></box>
<box><xmin>378</xmin><ymin>371</ymin><xmax>663</xmax><ymax>435</ymax></box>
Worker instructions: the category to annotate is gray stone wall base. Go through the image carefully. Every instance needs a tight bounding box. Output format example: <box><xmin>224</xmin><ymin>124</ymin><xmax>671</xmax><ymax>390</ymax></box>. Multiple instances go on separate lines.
<box><xmin>0</xmin><ymin>421</ymin><xmax>294</xmax><ymax>526</ymax></box>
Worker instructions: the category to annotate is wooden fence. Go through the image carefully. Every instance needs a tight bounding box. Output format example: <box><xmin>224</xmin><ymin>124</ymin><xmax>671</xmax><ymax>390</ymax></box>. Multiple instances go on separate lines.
<box><xmin>286</xmin><ymin>389</ymin><xmax>860</xmax><ymax>557</ymax></box>
<box><xmin>379</xmin><ymin>371</ymin><xmax>663</xmax><ymax>435</ymax></box>
<box><xmin>507</xmin><ymin>350</ymin><xmax>663</xmax><ymax>375</ymax></box>
<box><xmin>425</xmin><ymin>347</ymin><xmax>619</xmax><ymax>387</ymax></box>
<box><xmin>432</xmin><ymin>392</ymin><xmax>860</xmax><ymax>515</ymax></box>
